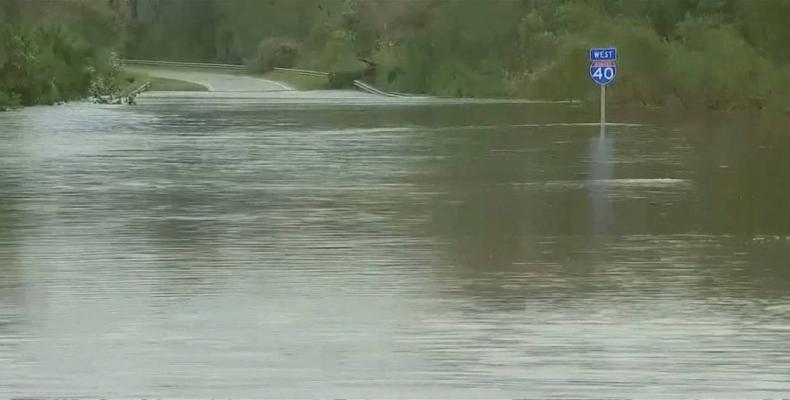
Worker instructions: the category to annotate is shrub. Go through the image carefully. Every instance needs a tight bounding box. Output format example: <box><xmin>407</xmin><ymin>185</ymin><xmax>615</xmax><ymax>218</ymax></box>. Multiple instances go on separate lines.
<box><xmin>328</xmin><ymin>69</ymin><xmax>364</xmax><ymax>88</ymax></box>
<box><xmin>35</xmin><ymin>24</ymin><xmax>95</xmax><ymax>100</ymax></box>
<box><xmin>0</xmin><ymin>24</ymin><xmax>45</xmax><ymax>106</ymax></box>
<box><xmin>0</xmin><ymin>90</ymin><xmax>20</xmax><ymax>110</ymax></box>
<box><xmin>521</xmin><ymin>3</ymin><xmax>782</xmax><ymax>110</ymax></box>
<box><xmin>527</xmin><ymin>36</ymin><xmax>592</xmax><ymax>101</ymax></box>
<box><xmin>247</xmin><ymin>37</ymin><xmax>299</xmax><ymax>73</ymax></box>
<box><xmin>0</xmin><ymin>22</ymin><xmax>119</xmax><ymax>107</ymax></box>
<box><xmin>426</xmin><ymin>59</ymin><xmax>508</xmax><ymax>98</ymax></box>
<box><xmin>669</xmin><ymin>18</ymin><xmax>777</xmax><ymax>110</ymax></box>
<box><xmin>313</xmin><ymin>29</ymin><xmax>361</xmax><ymax>71</ymax></box>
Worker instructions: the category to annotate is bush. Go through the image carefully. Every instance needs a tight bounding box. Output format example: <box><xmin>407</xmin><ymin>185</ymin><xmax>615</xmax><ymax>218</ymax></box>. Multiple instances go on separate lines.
<box><xmin>371</xmin><ymin>45</ymin><xmax>401</xmax><ymax>88</ymax></box>
<box><xmin>527</xmin><ymin>36</ymin><xmax>592</xmax><ymax>101</ymax></box>
<box><xmin>247</xmin><ymin>37</ymin><xmax>299</xmax><ymax>73</ymax></box>
<box><xmin>0</xmin><ymin>90</ymin><xmax>20</xmax><ymax>110</ymax></box>
<box><xmin>0</xmin><ymin>22</ymin><xmax>119</xmax><ymax>107</ymax></box>
<box><xmin>313</xmin><ymin>29</ymin><xmax>362</xmax><ymax>71</ymax></box>
<box><xmin>35</xmin><ymin>24</ymin><xmax>95</xmax><ymax>100</ymax></box>
<box><xmin>764</xmin><ymin>67</ymin><xmax>790</xmax><ymax>113</ymax></box>
<box><xmin>328</xmin><ymin>69</ymin><xmax>364</xmax><ymax>88</ymax></box>
<box><xmin>524</xmin><ymin>4</ymin><xmax>673</xmax><ymax>104</ymax></box>
<box><xmin>426</xmin><ymin>59</ymin><xmax>508</xmax><ymax>98</ymax></box>
<box><xmin>371</xmin><ymin>44</ymin><xmax>430</xmax><ymax>93</ymax></box>
<box><xmin>516</xmin><ymin>11</ymin><xmax>558</xmax><ymax>73</ymax></box>
<box><xmin>520</xmin><ymin>4</ymin><xmax>781</xmax><ymax>110</ymax></box>
<box><xmin>0</xmin><ymin>24</ymin><xmax>55</xmax><ymax>106</ymax></box>
<box><xmin>669</xmin><ymin>18</ymin><xmax>777</xmax><ymax>110</ymax></box>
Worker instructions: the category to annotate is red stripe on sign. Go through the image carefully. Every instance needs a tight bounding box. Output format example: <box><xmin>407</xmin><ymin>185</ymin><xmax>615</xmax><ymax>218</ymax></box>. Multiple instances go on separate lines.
<box><xmin>590</xmin><ymin>60</ymin><xmax>615</xmax><ymax>67</ymax></box>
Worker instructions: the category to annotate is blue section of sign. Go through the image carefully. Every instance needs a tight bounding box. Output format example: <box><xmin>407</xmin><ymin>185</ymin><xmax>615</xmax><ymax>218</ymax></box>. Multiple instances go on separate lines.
<box><xmin>589</xmin><ymin>62</ymin><xmax>616</xmax><ymax>85</ymax></box>
<box><xmin>589</xmin><ymin>47</ymin><xmax>617</xmax><ymax>61</ymax></box>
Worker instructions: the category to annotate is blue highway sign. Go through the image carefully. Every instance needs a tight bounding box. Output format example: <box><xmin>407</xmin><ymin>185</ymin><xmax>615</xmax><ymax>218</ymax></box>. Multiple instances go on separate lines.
<box><xmin>589</xmin><ymin>47</ymin><xmax>617</xmax><ymax>61</ymax></box>
<box><xmin>589</xmin><ymin>60</ymin><xmax>616</xmax><ymax>85</ymax></box>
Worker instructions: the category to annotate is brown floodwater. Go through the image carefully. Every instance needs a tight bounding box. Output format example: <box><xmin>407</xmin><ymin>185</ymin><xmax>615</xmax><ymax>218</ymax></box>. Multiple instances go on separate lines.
<box><xmin>0</xmin><ymin>91</ymin><xmax>789</xmax><ymax>398</ymax></box>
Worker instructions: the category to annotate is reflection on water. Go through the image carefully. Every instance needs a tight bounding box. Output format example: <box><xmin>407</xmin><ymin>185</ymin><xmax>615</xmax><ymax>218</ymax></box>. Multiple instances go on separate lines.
<box><xmin>590</xmin><ymin>135</ymin><xmax>614</xmax><ymax>235</ymax></box>
<box><xmin>0</xmin><ymin>96</ymin><xmax>789</xmax><ymax>397</ymax></box>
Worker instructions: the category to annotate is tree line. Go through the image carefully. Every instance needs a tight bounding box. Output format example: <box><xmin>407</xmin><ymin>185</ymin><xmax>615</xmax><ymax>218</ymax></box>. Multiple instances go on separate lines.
<box><xmin>3</xmin><ymin>0</ymin><xmax>790</xmax><ymax>111</ymax></box>
<box><xmin>0</xmin><ymin>0</ymin><xmax>128</xmax><ymax>108</ymax></box>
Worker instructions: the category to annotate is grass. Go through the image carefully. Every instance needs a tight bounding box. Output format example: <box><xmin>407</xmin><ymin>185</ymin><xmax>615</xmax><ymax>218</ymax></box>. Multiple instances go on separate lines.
<box><xmin>261</xmin><ymin>70</ymin><xmax>330</xmax><ymax>90</ymax></box>
<box><xmin>148</xmin><ymin>76</ymin><xmax>208</xmax><ymax>91</ymax></box>
<box><xmin>118</xmin><ymin>69</ymin><xmax>208</xmax><ymax>95</ymax></box>
<box><xmin>121</xmin><ymin>64</ymin><xmax>330</xmax><ymax>92</ymax></box>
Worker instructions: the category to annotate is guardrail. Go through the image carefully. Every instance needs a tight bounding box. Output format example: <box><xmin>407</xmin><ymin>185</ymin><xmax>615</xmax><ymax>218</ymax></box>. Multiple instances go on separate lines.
<box><xmin>352</xmin><ymin>80</ymin><xmax>425</xmax><ymax>98</ymax></box>
<box><xmin>122</xmin><ymin>59</ymin><xmax>246</xmax><ymax>70</ymax></box>
<box><xmin>272</xmin><ymin>67</ymin><xmax>329</xmax><ymax>77</ymax></box>
<box><xmin>121</xmin><ymin>60</ymin><xmax>424</xmax><ymax>97</ymax></box>
<box><xmin>129</xmin><ymin>81</ymin><xmax>151</xmax><ymax>96</ymax></box>
<box><xmin>121</xmin><ymin>60</ymin><xmax>332</xmax><ymax>78</ymax></box>
<box><xmin>353</xmin><ymin>80</ymin><xmax>394</xmax><ymax>97</ymax></box>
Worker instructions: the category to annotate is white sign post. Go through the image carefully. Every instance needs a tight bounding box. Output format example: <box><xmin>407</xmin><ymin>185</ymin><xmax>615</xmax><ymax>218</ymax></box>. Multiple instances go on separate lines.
<box><xmin>589</xmin><ymin>48</ymin><xmax>617</xmax><ymax>135</ymax></box>
<box><xmin>601</xmin><ymin>83</ymin><xmax>606</xmax><ymax>135</ymax></box>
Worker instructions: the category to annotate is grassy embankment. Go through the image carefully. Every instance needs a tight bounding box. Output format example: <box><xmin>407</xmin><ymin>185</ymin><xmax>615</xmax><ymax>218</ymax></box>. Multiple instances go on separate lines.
<box><xmin>118</xmin><ymin>69</ymin><xmax>208</xmax><ymax>95</ymax></box>
<box><xmin>261</xmin><ymin>70</ymin><xmax>329</xmax><ymax>90</ymax></box>
<box><xmin>122</xmin><ymin>64</ymin><xmax>330</xmax><ymax>92</ymax></box>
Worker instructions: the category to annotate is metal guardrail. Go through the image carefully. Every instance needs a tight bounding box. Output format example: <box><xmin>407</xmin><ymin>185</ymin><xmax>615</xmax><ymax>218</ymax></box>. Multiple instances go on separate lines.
<box><xmin>129</xmin><ymin>81</ymin><xmax>151</xmax><ymax>96</ymax></box>
<box><xmin>352</xmin><ymin>80</ymin><xmax>424</xmax><ymax>98</ymax></box>
<box><xmin>122</xmin><ymin>60</ymin><xmax>426</xmax><ymax>97</ymax></box>
<box><xmin>272</xmin><ymin>67</ymin><xmax>329</xmax><ymax>77</ymax></box>
<box><xmin>122</xmin><ymin>60</ymin><xmax>331</xmax><ymax>78</ymax></box>
<box><xmin>122</xmin><ymin>59</ymin><xmax>246</xmax><ymax>70</ymax></box>
<box><xmin>353</xmin><ymin>80</ymin><xmax>393</xmax><ymax>97</ymax></box>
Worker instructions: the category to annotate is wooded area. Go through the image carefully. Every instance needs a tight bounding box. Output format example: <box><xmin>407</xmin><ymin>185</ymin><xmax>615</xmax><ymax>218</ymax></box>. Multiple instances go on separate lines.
<box><xmin>2</xmin><ymin>0</ymin><xmax>790</xmax><ymax>110</ymax></box>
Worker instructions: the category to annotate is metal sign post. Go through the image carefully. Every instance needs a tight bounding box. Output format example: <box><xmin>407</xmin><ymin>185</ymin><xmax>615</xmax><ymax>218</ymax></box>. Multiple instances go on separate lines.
<box><xmin>589</xmin><ymin>47</ymin><xmax>617</xmax><ymax>135</ymax></box>
<box><xmin>600</xmin><ymin>85</ymin><xmax>606</xmax><ymax>136</ymax></box>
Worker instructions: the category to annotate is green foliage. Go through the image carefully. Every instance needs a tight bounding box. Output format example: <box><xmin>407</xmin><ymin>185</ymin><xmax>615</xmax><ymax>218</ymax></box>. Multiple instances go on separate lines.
<box><xmin>511</xmin><ymin>2</ymin><xmax>788</xmax><ymax>110</ymax></box>
<box><xmin>0</xmin><ymin>90</ymin><xmax>20</xmax><ymax>110</ymax></box>
<box><xmin>422</xmin><ymin>60</ymin><xmax>507</xmax><ymax>98</ymax></box>
<box><xmin>735</xmin><ymin>0</ymin><xmax>790</xmax><ymax>63</ymax></box>
<box><xmin>118</xmin><ymin>68</ymin><xmax>210</xmax><ymax>94</ymax></box>
<box><xmin>670</xmin><ymin>18</ymin><xmax>777</xmax><ymax>110</ymax></box>
<box><xmin>6</xmin><ymin>0</ymin><xmax>790</xmax><ymax>111</ymax></box>
<box><xmin>528</xmin><ymin>4</ymin><xmax>674</xmax><ymax>104</ymax></box>
<box><xmin>302</xmin><ymin>21</ymin><xmax>362</xmax><ymax>72</ymax></box>
<box><xmin>517</xmin><ymin>11</ymin><xmax>558</xmax><ymax>73</ymax></box>
<box><xmin>0</xmin><ymin>24</ymin><xmax>44</xmax><ymax>106</ymax></box>
<box><xmin>247</xmin><ymin>37</ymin><xmax>300</xmax><ymax>73</ymax></box>
<box><xmin>34</xmin><ymin>24</ymin><xmax>96</xmax><ymax>101</ymax></box>
<box><xmin>123</xmin><ymin>0</ymin><xmax>220</xmax><ymax>62</ymax></box>
<box><xmin>328</xmin><ymin>69</ymin><xmax>364</xmax><ymax>89</ymax></box>
<box><xmin>0</xmin><ymin>1</ymin><xmax>124</xmax><ymax>108</ymax></box>
<box><xmin>527</xmin><ymin>37</ymin><xmax>592</xmax><ymax>101</ymax></box>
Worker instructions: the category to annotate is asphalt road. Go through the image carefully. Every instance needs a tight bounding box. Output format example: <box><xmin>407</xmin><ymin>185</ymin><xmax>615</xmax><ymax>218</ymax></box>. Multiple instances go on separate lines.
<box><xmin>127</xmin><ymin>65</ymin><xmax>294</xmax><ymax>92</ymax></box>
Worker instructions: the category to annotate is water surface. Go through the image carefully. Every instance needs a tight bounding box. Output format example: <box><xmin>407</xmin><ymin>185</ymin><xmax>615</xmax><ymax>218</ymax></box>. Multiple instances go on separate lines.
<box><xmin>1</xmin><ymin>92</ymin><xmax>789</xmax><ymax>398</ymax></box>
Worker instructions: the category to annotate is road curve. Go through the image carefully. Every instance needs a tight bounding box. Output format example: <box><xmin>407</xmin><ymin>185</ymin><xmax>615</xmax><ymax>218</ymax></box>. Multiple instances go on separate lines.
<box><xmin>127</xmin><ymin>66</ymin><xmax>294</xmax><ymax>92</ymax></box>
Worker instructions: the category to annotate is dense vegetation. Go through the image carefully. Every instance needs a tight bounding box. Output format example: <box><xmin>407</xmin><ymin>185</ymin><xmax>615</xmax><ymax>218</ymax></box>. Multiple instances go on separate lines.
<box><xmin>0</xmin><ymin>0</ymin><xmax>128</xmax><ymax>108</ymax></box>
<box><xmin>121</xmin><ymin>0</ymin><xmax>790</xmax><ymax>111</ymax></box>
<box><xmin>3</xmin><ymin>0</ymin><xmax>790</xmax><ymax>111</ymax></box>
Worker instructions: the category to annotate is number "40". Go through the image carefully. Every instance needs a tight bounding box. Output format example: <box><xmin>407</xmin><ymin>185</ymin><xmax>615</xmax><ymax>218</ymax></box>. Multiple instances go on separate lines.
<box><xmin>592</xmin><ymin>67</ymin><xmax>615</xmax><ymax>80</ymax></box>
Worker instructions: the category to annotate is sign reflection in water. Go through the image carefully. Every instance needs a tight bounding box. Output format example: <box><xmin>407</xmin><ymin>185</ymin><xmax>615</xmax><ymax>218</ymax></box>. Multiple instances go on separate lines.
<box><xmin>589</xmin><ymin>134</ymin><xmax>614</xmax><ymax>235</ymax></box>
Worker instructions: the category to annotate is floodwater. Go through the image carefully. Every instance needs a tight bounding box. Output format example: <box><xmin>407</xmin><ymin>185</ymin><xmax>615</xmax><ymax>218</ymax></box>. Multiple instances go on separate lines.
<box><xmin>1</xmin><ymin>90</ymin><xmax>789</xmax><ymax>398</ymax></box>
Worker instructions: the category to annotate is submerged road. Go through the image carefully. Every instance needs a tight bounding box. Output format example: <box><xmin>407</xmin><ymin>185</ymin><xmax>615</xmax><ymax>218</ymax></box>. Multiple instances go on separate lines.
<box><xmin>126</xmin><ymin>64</ymin><xmax>567</xmax><ymax>107</ymax></box>
<box><xmin>123</xmin><ymin>61</ymin><xmax>575</xmax><ymax>106</ymax></box>
<box><xmin>126</xmin><ymin>65</ymin><xmax>295</xmax><ymax>92</ymax></box>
